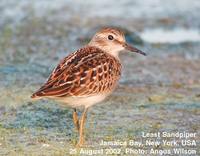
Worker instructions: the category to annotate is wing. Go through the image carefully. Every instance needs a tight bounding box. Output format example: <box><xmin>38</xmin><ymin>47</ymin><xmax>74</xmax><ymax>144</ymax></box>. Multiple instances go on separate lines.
<box><xmin>31</xmin><ymin>46</ymin><xmax>121</xmax><ymax>98</ymax></box>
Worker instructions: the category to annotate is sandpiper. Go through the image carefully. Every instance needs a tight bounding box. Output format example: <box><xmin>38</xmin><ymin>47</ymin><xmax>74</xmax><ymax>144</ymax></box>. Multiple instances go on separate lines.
<box><xmin>31</xmin><ymin>27</ymin><xmax>146</xmax><ymax>147</ymax></box>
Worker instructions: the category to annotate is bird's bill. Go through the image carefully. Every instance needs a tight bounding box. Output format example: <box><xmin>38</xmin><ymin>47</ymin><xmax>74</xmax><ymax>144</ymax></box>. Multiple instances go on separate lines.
<box><xmin>123</xmin><ymin>43</ymin><xmax>146</xmax><ymax>56</ymax></box>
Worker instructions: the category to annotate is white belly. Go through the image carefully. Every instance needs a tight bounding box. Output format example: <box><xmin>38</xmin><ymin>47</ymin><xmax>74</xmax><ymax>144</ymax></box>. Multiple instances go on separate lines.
<box><xmin>54</xmin><ymin>93</ymin><xmax>109</xmax><ymax>108</ymax></box>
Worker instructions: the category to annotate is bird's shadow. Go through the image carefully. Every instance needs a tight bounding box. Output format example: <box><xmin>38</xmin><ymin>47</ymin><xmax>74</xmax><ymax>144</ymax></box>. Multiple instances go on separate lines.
<box><xmin>4</xmin><ymin>101</ymin><xmax>74</xmax><ymax>134</ymax></box>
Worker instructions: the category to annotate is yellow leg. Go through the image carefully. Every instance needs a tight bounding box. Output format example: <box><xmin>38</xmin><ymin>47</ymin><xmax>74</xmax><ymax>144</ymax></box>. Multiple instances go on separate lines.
<box><xmin>76</xmin><ymin>107</ymin><xmax>88</xmax><ymax>147</ymax></box>
<box><xmin>73</xmin><ymin>109</ymin><xmax>79</xmax><ymax>132</ymax></box>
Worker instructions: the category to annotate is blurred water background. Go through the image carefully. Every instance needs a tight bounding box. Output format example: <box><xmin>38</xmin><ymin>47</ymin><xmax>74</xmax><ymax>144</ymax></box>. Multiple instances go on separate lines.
<box><xmin>0</xmin><ymin>0</ymin><xmax>200</xmax><ymax>155</ymax></box>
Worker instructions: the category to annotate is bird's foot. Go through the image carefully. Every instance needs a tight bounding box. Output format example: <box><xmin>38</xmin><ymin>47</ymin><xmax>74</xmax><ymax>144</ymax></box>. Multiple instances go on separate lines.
<box><xmin>76</xmin><ymin>139</ymin><xmax>85</xmax><ymax>148</ymax></box>
<box><xmin>76</xmin><ymin>142</ymin><xmax>85</xmax><ymax>148</ymax></box>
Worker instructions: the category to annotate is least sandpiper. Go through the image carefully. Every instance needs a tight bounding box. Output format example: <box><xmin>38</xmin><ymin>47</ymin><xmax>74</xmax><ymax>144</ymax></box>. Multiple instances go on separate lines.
<box><xmin>31</xmin><ymin>27</ymin><xmax>146</xmax><ymax>146</ymax></box>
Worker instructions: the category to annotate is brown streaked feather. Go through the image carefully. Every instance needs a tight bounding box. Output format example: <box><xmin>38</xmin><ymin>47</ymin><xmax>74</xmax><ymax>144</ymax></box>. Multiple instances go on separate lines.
<box><xmin>31</xmin><ymin>46</ymin><xmax>121</xmax><ymax>98</ymax></box>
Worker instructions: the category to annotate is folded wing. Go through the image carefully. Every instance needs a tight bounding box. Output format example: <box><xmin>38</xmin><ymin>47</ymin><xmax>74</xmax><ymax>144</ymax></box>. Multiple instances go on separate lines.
<box><xmin>31</xmin><ymin>46</ymin><xmax>121</xmax><ymax>98</ymax></box>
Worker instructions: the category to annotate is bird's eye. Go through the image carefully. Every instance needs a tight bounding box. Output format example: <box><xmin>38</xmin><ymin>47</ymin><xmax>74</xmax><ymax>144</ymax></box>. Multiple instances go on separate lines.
<box><xmin>108</xmin><ymin>35</ymin><xmax>114</xmax><ymax>40</ymax></box>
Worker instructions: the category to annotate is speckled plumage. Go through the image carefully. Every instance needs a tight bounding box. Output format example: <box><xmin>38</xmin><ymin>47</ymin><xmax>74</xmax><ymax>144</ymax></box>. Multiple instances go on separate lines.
<box><xmin>31</xmin><ymin>27</ymin><xmax>146</xmax><ymax>146</ymax></box>
<box><xmin>32</xmin><ymin>46</ymin><xmax>121</xmax><ymax>105</ymax></box>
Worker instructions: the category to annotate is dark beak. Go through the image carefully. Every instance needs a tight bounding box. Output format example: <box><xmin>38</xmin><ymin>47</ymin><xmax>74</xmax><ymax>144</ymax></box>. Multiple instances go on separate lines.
<box><xmin>123</xmin><ymin>43</ymin><xmax>147</xmax><ymax>56</ymax></box>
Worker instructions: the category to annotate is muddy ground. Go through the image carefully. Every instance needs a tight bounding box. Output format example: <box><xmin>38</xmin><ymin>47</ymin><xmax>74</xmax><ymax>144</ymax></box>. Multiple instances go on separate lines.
<box><xmin>0</xmin><ymin>1</ymin><xmax>200</xmax><ymax>155</ymax></box>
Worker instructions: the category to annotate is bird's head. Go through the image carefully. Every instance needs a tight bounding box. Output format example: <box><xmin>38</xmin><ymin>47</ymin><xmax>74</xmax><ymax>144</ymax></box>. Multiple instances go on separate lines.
<box><xmin>89</xmin><ymin>27</ymin><xmax>146</xmax><ymax>58</ymax></box>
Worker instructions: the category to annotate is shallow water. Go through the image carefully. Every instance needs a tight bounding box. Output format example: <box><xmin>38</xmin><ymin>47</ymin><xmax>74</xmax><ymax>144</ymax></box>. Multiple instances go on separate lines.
<box><xmin>140</xmin><ymin>28</ymin><xmax>200</xmax><ymax>44</ymax></box>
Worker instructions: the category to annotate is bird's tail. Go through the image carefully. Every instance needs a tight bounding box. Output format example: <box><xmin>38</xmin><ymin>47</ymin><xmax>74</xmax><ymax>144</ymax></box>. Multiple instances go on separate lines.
<box><xmin>31</xmin><ymin>92</ymin><xmax>43</xmax><ymax>99</ymax></box>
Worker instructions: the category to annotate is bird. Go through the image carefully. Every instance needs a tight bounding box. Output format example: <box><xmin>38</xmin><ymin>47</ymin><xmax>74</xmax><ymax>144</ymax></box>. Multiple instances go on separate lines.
<box><xmin>31</xmin><ymin>27</ymin><xmax>146</xmax><ymax>147</ymax></box>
